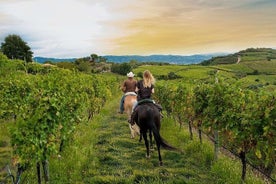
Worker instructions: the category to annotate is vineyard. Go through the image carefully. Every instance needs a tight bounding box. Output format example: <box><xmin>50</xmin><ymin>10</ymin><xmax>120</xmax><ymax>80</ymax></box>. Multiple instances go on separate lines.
<box><xmin>154</xmin><ymin>79</ymin><xmax>275</xmax><ymax>182</ymax></box>
<box><xmin>0</xmin><ymin>51</ymin><xmax>276</xmax><ymax>183</ymax></box>
<box><xmin>134</xmin><ymin>59</ymin><xmax>276</xmax><ymax>182</ymax></box>
<box><xmin>0</xmin><ymin>53</ymin><xmax>119</xmax><ymax>183</ymax></box>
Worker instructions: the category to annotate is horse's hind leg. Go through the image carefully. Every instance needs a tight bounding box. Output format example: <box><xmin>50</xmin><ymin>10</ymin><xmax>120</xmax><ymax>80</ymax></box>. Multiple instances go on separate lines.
<box><xmin>139</xmin><ymin>130</ymin><xmax>143</xmax><ymax>142</ymax></box>
<box><xmin>142</xmin><ymin>132</ymin><xmax>150</xmax><ymax>158</ymax></box>
<box><xmin>149</xmin><ymin>130</ymin><xmax>154</xmax><ymax>150</ymax></box>
<box><xmin>157</xmin><ymin>142</ymin><xmax>163</xmax><ymax>166</ymax></box>
<box><xmin>153</xmin><ymin>134</ymin><xmax>163</xmax><ymax>166</ymax></box>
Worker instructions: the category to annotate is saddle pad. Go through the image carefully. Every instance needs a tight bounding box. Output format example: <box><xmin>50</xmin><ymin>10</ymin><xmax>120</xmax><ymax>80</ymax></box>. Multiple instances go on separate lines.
<box><xmin>125</xmin><ymin>92</ymin><xmax>137</xmax><ymax>96</ymax></box>
<box><xmin>137</xmin><ymin>99</ymin><xmax>154</xmax><ymax>105</ymax></box>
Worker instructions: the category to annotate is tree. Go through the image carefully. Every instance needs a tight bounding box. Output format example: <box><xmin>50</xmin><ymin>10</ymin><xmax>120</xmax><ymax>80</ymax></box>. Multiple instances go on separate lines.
<box><xmin>90</xmin><ymin>53</ymin><xmax>98</xmax><ymax>63</ymax></box>
<box><xmin>1</xmin><ymin>34</ymin><xmax>33</xmax><ymax>62</ymax></box>
<box><xmin>111</xmin><ymin>62</ymin><xmax>131</xmax><ymax>75</ymax></box>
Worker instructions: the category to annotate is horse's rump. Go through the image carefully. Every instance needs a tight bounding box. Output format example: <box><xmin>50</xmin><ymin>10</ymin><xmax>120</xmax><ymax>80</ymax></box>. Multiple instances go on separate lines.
<box><xmin>123</xmin><ymin>94</ymin><xmax>137</xmax><ymax>117</ymax></box>
<box><xmin>136</xmin><ymin>103</ymin><xmax>160</xmax><ymax>128</ymax></box>
<box><xmin>123</xmin><ymin>93</ymin><xmax>138</xmax><ymax>138</ymax></box>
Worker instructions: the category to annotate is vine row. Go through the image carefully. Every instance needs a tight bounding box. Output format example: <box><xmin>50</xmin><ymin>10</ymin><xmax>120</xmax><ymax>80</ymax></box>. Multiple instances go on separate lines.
<box><xmin>155</xmin><ymin>77</ymin><xmax>276</xmax><ymax>182</ymax></box>
<box><xmin>0</xmin><ymin>55</ymin><xmax>119</xmax><ymax>183</ymax></box>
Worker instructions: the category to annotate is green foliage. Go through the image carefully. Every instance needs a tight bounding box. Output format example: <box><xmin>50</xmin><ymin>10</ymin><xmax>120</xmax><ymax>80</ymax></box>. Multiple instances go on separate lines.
<box><xmin>0</xmin><ymin>52</ymin><xmax>8</xmax><ymax>61</ymax></box>
<box><xmin>157</xmin><ymin>72</ymin><xmax>182</xmax><ymax>80</ymax></box>
<box><xmin>110</xmin><ymin>62</ymin><xmax>132</xmax><ymax>75</ymax></box>
<box><xmin>89</xmin><ymin>53</ymin><xmax>107</xmax><ymax>63</ymax></box>
<box><xmin>0</xmin><ymin>58</ymin><xmax>119</xmax><ymax>182</ymax></box>
<box><xmin>201</xmin><ymin>54</ymin><xmax>238</xmax><ymax>65</ymax></box>
<box><xmin>0</xmin><ymin>34</ymin><xmax>33</xmax><ymax>62</ymax></box>
<box><xmin>0</xmin><ymin>52</ymin><xmax>27</xmax><ymax>76</ymax></box>
<box><xmin>76</xmin><ymin>60</ymin><xmax>91</xmax><ymax>73</ymax></box>
<box><xmin>56</xmin><ymin>61</ymin><xmax>76</xmax><ymax>70</ymax></box>
<box><xmin>73</xmin><ymin>55</ymin><xmax>110</xmax><ymax>73</ymax></box>
<box><xmin>156</xmin><ymin>78</ymin><xmax>276</xmax><ymax>181</ymax></box>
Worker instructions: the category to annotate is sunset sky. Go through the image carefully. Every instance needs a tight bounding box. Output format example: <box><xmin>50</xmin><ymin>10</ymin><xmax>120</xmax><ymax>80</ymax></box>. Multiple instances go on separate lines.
<box><xmin>1</xmin><ymin>0</ymin><xmax>276</xmax><ymax>58</ymax></box>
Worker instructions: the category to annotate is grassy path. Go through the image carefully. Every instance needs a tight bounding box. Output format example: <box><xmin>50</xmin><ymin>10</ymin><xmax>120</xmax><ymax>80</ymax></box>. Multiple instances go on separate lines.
<box><xmin>49</xmin><ymin>96</ymin><xmax>215</xmax><ymax>184</ymax></box>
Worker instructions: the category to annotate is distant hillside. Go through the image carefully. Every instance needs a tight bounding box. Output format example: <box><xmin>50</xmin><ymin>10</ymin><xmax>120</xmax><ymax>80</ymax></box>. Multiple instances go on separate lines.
<box><xmin>33</xmin><ymin>57</ymin><xmax>76</xmax><ymax>63</ymax></box>
<box><xmin>34</xmin><ymin>54</ymin><xmax>224</xmax><ymax>65</ymax></box>
<box><xmin>201</xmin><ymin>48</ymin><xmax>276</xmax><ymax>65</ymax></box>
<box><xmin>103</xmin><ymin>54</ymin><xmax>220</xmax><ymax>64</ymax></box>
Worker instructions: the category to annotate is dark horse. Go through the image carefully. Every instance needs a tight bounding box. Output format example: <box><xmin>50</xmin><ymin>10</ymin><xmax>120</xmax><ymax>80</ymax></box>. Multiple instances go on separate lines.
<box><xmin>130</xmin><ymin>102</ymin><xmax>177</xmax><ymax>166</ymax></box>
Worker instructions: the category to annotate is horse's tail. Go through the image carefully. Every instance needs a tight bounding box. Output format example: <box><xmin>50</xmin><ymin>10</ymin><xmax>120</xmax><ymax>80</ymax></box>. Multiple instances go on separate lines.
<box><xmin>152</xmin><ymin>127</ymin><xmax>177</xmax><ymax>151</ymax></box>
<box><xmin>147</xmin><ymin>111</ymin><xmax>177</xmax><ymax>151</ymax></box>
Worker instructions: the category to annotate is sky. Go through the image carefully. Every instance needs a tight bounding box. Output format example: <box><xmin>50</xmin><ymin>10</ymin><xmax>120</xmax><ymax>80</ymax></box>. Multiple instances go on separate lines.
<box><xmin>1</xmin><ymin>0</ymin><xmax>276</xmax><ymax>58</ymax></box>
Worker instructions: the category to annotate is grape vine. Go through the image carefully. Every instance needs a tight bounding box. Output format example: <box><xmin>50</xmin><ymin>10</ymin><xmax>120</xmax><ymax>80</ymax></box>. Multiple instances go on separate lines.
<box><xmin>155</xmin><ymin>77</ymin><xmax>276</xmax><ymax>181</ymax></box>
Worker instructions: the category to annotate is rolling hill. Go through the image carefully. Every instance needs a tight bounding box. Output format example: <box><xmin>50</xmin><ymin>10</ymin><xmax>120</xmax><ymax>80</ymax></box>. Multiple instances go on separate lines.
<box><xmin>201</xmin><ymin>48</ymin><xmax>276</xmax><ymax>65</ymax></box>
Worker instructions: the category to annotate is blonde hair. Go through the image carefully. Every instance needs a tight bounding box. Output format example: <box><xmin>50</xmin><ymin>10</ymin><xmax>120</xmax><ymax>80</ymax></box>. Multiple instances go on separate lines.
<box><xmin>143</xmin><ymin>70</ymin><xmax>155</xmax><ymax>88</ymax></box>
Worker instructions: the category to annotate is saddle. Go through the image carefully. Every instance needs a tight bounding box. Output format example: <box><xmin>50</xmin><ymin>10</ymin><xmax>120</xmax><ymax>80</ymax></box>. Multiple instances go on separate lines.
<box><xmin>137</xmin><ymin>99</ymin><xmax>162</xmax><ymax>111</ymax></box>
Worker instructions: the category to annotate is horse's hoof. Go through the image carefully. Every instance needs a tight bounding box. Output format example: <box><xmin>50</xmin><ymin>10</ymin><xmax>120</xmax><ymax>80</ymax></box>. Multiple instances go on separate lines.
<box><xmin>159</xmin><ymin>161</ymin><xmax>163</xmax><ymax>166</ymax></box>
<box><xmin>145</xmin><ymin>154</ymin><xmax>150</xmax><ymax>159</ymax></box>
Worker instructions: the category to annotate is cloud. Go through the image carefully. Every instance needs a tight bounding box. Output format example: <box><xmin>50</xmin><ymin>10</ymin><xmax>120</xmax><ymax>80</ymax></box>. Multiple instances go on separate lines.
<box><xmin>1</xmin><ymin>0</ymin><xmax>115</xmax><ymax>57</ymax></box>
<box><xmin>106</xmin><ymin>0</ymin><xmax>276</xmax><ymax>54</ymax></box>
<box><xmin>1</xmin><ymin>0</ymin><xmax>276</xmax><ymax>57</ymax></box>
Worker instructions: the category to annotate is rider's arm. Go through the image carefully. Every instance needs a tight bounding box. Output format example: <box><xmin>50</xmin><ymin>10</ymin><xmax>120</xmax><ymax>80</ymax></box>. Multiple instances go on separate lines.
<box><xmin>121</xmin><ymin>81</ymin><xmax>126</xmax><ymax>92</ymax></box>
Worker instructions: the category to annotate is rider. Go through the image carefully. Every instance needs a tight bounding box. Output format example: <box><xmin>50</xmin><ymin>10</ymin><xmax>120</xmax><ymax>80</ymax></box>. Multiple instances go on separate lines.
<box><xmin>129</xmin><ymin>70</ymin><xmax>162</xmax><ymax>124</ymax></box>
<box><xmin>119</xmin><ymin>71</ymin><xmax>137</xmax><ymax>114</ymax></box>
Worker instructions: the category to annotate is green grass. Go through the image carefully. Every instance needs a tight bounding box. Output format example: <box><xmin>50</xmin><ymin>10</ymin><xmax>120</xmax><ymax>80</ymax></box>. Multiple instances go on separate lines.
<box><xmin>134</xmin><ymin>62</ymin><xmax>276</xmax><ymax>91</ymax></box>
<box><xmin>216</xmin><ymin>61</ymin><xmax>276</xmax><ymax>75</ymax></box>
<box><xmin>134</xmin><ymin>65</ymin><xmax>214</xmax><ymax>80</ymax></box>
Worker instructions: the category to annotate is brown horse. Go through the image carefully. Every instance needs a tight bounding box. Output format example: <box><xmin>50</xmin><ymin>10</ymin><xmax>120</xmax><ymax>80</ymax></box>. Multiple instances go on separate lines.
<box><xmin>123</xmin><ymin>92</ymin><xmax>140</xmax><ymax>138</ymax></box>
<box><xmin>130</xmin><ymin>102</ymin><xmax>177</xmax><ymax>166</ymax></box>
